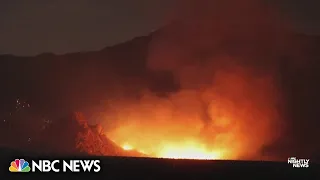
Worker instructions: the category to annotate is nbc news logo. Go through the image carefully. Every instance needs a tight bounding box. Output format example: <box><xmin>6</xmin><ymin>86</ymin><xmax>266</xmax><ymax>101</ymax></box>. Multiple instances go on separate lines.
<box><xmin>9</xmin><ymin>158</ymin><xmax>101</xmax><ymax>172</ymax></box>
<box><xmin>9</xmin><ymin>159</ymin><xmax>30</xmax><ymax>172</ymax></box>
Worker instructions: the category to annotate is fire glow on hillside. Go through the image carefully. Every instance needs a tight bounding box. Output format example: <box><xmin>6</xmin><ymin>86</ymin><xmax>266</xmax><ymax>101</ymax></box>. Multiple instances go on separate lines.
<box><xmin>123</xmin><ymin>141</ymin><xmax>225</xmax><ymax>160</ymax></box>
<box><xmin>98</xmin><ymin>0</ymin><xmax>287</xmax><ymax>160</ymax></box>
<box><xmin>102</xmin><ymin>64</ymin><xmax>282</xmax><ymax>160</ymax></box>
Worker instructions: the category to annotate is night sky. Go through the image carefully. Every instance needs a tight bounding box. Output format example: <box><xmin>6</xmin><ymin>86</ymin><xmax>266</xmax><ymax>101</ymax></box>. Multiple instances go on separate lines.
<box><xmin>0</xmin><ymin>0</ymin><xmax>319</xmax><ymax>56</ymax></box>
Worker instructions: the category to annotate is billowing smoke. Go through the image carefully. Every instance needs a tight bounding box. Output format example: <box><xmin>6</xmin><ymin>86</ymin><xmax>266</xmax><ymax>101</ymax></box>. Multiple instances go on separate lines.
<box><xmin>100</xmin><ymin>0</ymin><xmax>291</xmax><ymax>160</ymax></box>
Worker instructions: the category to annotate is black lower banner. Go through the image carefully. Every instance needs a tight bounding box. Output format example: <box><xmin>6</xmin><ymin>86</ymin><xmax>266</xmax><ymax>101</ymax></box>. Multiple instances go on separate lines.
<box><xmin>0</xmin><ymin>155</ymin><xmax>318</xmax><ymax>179</ymax></box>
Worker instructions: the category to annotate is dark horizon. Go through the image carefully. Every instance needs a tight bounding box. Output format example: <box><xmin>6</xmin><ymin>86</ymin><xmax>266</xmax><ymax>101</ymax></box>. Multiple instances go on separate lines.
<box><xmin>1</xmin><ymin>0</ymin><xmax>320</xmax><ymax>56</ymax></box>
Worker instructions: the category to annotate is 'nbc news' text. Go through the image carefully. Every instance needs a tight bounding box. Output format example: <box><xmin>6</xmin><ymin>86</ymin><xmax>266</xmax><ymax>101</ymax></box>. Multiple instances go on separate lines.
<box><xmin>31</xmin><ymin>160</ymin><xmax>101</xmax><ymax>172</ymax></box>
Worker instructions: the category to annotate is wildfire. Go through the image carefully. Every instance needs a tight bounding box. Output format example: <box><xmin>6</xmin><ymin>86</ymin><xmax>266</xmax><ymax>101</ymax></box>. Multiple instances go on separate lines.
<box><xmin>120</xmin><ymin>140</ymin><xmax>225</xmax><ymax>160</ymax></box>
<box><xmin>158</xmin><ymin>142</ymin><xmax>225</xmax><ymax>160</ymax></box>
<box><xmin>101</xmin><ymin>66</ymin><xmax>280</xmax><ymax>161</ymax></box>
<box><xmin>122</xmin><ymin>143</ymin><xmax>133</xmax><ymax>151</ymax></box>
<box><xmin>88</xmin><ymin>0</ymin><xmax>285</xmax><ymax>161</ymax></box>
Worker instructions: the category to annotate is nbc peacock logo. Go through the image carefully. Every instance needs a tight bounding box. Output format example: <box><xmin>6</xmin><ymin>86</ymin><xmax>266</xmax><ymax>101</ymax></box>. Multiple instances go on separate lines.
<box><xmin>9</xmin><ymin>159</ymin><xmax>31</xmax><ymax>172</ymax></box>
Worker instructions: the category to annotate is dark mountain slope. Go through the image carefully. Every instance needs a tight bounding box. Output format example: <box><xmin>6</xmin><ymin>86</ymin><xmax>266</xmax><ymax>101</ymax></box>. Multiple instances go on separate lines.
<box><xmin>0</xmin><ymin>34</ymin><xmax>179</xmax><ymax>116</ymax></box>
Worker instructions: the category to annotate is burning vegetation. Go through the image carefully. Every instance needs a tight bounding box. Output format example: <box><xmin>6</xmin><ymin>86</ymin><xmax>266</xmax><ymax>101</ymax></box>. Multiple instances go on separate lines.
<box><xmin>4</xmin><ymin>0</ymin><xmax>315</xmax><ymax>161</ymax></box>
<box><xmin>97</xmin><ymin>0</ymin><xmax>288</xmax><ymax>160</ymax></box>
<box><xmin>102</xmin><ymin>64</ymin><xmax>282</xmax><ymax>160</ymax></box>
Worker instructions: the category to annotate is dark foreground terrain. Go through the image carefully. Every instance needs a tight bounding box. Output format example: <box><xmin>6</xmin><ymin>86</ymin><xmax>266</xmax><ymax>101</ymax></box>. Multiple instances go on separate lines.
<box><xmin>0</xmin><ymin>148</ymin><xmax>318</xmax><ymax>179</ymax></box>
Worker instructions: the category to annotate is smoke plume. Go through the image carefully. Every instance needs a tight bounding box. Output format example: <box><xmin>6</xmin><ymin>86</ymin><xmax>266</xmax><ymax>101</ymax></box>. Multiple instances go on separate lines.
<box><xmin>101</xmin><ymin>0</ymin><xmax>291</xmax><ymax>160</ymax></box>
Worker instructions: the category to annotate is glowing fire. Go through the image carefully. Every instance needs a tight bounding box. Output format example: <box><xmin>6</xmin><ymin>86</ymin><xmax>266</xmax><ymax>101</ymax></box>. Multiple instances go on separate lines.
<box><xmin>122</xmin><ymin>143</ymin><xmax>133</xmax><ymax>151</ymax></box>
<box><xmin>83</xmin><ymin>0</ymin><xmax>285</xmax><ymax>161</ymax></box>
<box><xmin>101</xmin><ymin>67</ymin><xmax>280</xmax><ymax>161</ymax></box>
<box><xmin>158</xmin><ymin>142</ymin><xmax>225</xmax><ymax>160</ymax></box>
<box><xmin>122</xmin><ymin>140</ymin><xmax>225</xmax><ymax>159</ymax></box>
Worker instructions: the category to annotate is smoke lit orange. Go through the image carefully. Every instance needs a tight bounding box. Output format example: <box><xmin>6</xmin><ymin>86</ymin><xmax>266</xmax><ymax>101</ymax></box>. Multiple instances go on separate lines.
<box><xmin>98</xmin><ymin>0</ymin><xmax>285</xmax><ymax>161</ymax></box>
<box><xmin>102</xmin><ymin>65</ymin><xmax>281</xmax><ymax>160</ymax></box>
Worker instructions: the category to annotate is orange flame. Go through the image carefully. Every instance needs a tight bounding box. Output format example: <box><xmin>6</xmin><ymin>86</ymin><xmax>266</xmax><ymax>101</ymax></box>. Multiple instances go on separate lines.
<box><xmin>102</xmin><ymin>65</ymin><xmax>281</xmax><ymax>160</ymax></box>
<box><xmin>122</xmin><ymin>143</ymin><xmax>133</xmax><ymax>151</ymax></box>
<box><xmin>99</xmin><ymin>0</ymin><xmax>286</xmax><ymax>160</ymax></box>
